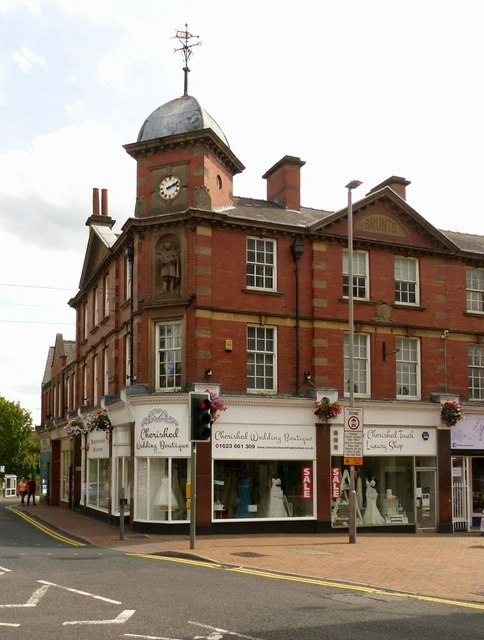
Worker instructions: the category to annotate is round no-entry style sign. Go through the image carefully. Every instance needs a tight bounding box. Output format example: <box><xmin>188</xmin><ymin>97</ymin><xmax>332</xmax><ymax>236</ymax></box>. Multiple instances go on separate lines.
<box><xmin>347</xmin><ymin>416</ymin><xmax>360</xmax><ymax>430</ymax></box>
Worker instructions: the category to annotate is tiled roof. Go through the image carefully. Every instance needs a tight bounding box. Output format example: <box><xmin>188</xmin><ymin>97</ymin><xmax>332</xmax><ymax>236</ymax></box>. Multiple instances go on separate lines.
<box><xmin>41</xmin><ymin>347</ymin><xmax>54</xmax><ymax>386</ymax></box>
<box><xmin>219</xmin><ymin>196</ymin><xmax>333</xmax><ymax>228</ymax></box>
<box><xmin>64</xmin><ymin>340</ymin><xmax>76</xmax><ymax>365</ymax></box>
<box><xmin>440</xmin><ymin>230</ymin><xmax>484</xmax><ymax>255</ymax></box>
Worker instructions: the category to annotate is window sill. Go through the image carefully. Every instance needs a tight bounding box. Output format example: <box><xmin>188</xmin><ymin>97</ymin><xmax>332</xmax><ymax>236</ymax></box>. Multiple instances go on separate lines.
<box><xmin>393</xmin><ymin>303</ymin><xmax>426</xmax><ymax>311</ymax></box>
<box><xmin>243</xmin><ymin>288</ymin><xmax>282</xmax><ymax>297</ymax></box>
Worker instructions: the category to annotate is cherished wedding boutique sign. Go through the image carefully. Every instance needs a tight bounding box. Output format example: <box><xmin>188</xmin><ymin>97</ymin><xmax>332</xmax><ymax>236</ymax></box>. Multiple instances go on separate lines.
<box><xmin>212</xmin><ymin>424</ymin><xmax>316</xmax><ymax>460</ymax></box>
<box><xmin>134</xmin><ymin>407</ymin><xmax>190</xmax><ymax>457</ymax></box>
<box><xmin>331</xmin><ymin>426</ymin><xmax>436</xmax><ymax>456</ymax></box>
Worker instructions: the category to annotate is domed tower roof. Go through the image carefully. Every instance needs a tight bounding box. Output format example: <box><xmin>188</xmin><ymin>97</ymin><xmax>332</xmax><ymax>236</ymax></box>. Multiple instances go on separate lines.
<box><xmin>137</xmin><ymin>95</ymin><xmax>230</xmax><ymax>147</ymax></box>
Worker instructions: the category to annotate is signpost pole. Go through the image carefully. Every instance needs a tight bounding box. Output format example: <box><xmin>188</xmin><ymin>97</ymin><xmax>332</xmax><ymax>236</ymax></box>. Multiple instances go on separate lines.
<box><xmin>345</xmin><ymin>180</ymin><xmax>362</xmax><ymax>544</ymax></box>
<box><xmin>190</xmin><ymin>442</ymin><xmax>196</xmax><ymax>550</ymax></box>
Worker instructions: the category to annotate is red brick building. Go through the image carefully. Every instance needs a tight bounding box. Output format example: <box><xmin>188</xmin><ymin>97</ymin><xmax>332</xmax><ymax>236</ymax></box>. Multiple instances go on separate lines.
<box><xmin>39</xmin><ymin>89</ymin><xmax>484</xmax><ymax>535</ymax></box>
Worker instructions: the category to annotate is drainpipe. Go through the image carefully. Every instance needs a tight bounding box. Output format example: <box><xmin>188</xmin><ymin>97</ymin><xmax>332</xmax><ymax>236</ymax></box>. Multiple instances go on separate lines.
<box><xmin>292</xmin><ymin>241</ymin><xmax>305</xmax><ymax>395</ymax></box>
<box><xmin>125</xmin><ymin>240</ymin><xmax>135</xmax><ymax>385</ymax></box>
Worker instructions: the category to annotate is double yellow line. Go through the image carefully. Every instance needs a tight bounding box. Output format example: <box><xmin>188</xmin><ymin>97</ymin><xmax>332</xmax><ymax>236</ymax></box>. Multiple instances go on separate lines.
<box><xmin>128</xmin><ymin>552</ymin><xmax>484</xmax><ymax>611</ymax></box>
<box><xmin>6</xmin><ymin>506</ymin><xmax>86</xmax><ymax>547</ymax></box>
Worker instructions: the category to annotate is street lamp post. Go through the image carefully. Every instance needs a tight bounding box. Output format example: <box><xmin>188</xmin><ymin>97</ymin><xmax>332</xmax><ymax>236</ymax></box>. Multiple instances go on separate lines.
<box><xmin>345</xmin><ymin>180</ymin><xmax>362</xmax><ymax>544</ymax></box>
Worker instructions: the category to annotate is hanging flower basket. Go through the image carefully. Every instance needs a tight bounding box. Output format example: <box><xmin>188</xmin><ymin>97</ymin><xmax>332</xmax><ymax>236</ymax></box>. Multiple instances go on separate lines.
<box><xmin>85</xmin><ymin>410</ymin><xmax>112</xmax><ymax>432</ymax></box>
<box><xmin>205</xmin><ymin>390</ymin><xmax>227</xmax><ymax>422</ymax></box>
<box><xmin>65</xmin><ymin>416</ymin><xmax>89</xmax><ymax>438</ymax></box>
<box><xmin>314</xmin><ymin>399</ymin><xmax>342</xmax><ymax>423</ymax></box>
<box><xmin>440</xmin><ymin>401</ymin><xmax>463</xmax><ymax>427</ymax></box>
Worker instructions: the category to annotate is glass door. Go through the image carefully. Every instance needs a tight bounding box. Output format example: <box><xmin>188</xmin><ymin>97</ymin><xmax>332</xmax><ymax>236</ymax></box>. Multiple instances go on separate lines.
<box><xmin>415</xmin><ymin>469</ymin><xmax>436</xmax><ymax>531</ymax></box>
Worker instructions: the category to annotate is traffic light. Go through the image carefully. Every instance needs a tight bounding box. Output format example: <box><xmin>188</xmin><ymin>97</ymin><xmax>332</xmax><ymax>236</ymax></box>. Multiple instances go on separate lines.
<box><xmin>190</xmin><ymin>392</ymin><xmax>212</xmax><ymax>441</ymax></box>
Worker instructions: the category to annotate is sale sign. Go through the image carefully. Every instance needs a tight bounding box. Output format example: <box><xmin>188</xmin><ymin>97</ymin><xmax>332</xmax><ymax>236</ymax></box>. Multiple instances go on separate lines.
<box><xmin>331</xmin><ymin>467</ymin><xmax>342</xmax><ymax>499</ymax></box>
<box><xmin>302</xmin><ymin>466</ymin><xmax>312</xmax><ymax>499</ymax></box>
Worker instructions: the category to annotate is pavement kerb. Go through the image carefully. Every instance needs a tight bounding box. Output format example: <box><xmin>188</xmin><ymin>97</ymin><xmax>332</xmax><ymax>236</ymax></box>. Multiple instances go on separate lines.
<box><xmin>6</xmin><ymin>500</ymin><xmax>484</xmax><ymax>606</ymax></box>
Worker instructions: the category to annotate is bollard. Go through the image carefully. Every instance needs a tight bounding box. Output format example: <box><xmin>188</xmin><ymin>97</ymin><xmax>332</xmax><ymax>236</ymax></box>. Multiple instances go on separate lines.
<box><xmin>480</xmin><ymin>509</ymin><xmax>484</xmax><ymax>537</ymax></box>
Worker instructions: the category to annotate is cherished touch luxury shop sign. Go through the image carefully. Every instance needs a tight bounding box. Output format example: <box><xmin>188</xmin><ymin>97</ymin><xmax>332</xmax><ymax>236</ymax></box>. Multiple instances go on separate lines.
<box><xmin>331</xmin><ymin>426</ymin><xmax>436</xmax><ymax>456</ymax></box>
<box><xmin>212</xmin><ymin>424</ymin><xmax>316</xmax><ymax>460</ymax></box>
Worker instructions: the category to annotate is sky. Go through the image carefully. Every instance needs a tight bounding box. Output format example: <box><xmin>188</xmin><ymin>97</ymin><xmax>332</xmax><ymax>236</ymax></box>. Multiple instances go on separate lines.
<box><xmin>1</xmin><ymin>0</ymin><xmax>483</xmax><ymax>426</ymax></box>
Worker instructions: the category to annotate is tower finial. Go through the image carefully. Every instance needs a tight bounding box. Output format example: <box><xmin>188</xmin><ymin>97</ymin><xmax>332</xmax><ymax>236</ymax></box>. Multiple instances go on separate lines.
<box><xmin>173</xmin><ymin>24</ymin><xmax>201</xmax><ymax>97</ymax></box>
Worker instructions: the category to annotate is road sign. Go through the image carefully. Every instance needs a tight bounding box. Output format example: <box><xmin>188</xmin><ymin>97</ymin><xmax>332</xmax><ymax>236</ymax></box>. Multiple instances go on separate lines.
<box><xmin>344</xmin><ymin>407</ymin><xmax>364</xmax><ymax>458</ymax></box>
<box><xmin>344</xmin><ymin>457</ymin><xmax>363</xmax><ymax>466</ymax></box>
<box><xmin>344</xmin><ymin>407</ymin><xmax>364</xmax><ymax>431</ymax></box>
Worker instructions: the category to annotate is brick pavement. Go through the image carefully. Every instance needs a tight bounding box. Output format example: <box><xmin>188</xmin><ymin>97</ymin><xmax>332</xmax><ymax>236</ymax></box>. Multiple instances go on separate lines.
<box><xmin>10</xmin><ymin>500</ymin><xmax>484</xmax><ymax>605</ymax></box>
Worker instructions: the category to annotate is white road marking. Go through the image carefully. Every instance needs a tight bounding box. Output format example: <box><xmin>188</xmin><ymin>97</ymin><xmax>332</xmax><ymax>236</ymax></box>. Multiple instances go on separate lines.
<box><xmin>38</xmin><ymin>579</ymin><xmax>121</xmax><ymax>604</ymax></box>
<box><xmin>0</xmin><ymin>623</ymin><xmax>20</xmax><ymax>627</ymax></box>
<box><xmin>124</xmin><ymin>635</ymin><xmax>183</xmax><ymax>639</ymax></box>
<box><xmin>0</xmin><ymin>566</ymin><xmax>12</xmax><ymax>574</ymax></box>
<box><xmin>189</xmin><ymin>622</ymin><xmax>264</xmax><ymax>640</ymax></box>
<box><xmin>0</xmin><ymin>584</ymin><xmax>50</xmax><ymax>608</ymax></box>
<box><xmin>63</xmin><ymin>608</ymin><xmax>135</xmax><ymax>626</ymax></box>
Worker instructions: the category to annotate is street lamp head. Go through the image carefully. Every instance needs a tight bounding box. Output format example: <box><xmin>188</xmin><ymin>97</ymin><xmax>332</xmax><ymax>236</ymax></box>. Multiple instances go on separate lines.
<box><xmin>345</xmin><ymin>180</ymin><xmax>363</xmax><ymax>191</ymax></box>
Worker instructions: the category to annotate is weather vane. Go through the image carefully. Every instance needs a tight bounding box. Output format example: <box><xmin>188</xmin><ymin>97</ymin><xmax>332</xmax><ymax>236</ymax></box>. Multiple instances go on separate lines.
<box><xmin>173</xmin><ymin>24</ymin><xmax>201</xmax><ymax>97</ymax></box>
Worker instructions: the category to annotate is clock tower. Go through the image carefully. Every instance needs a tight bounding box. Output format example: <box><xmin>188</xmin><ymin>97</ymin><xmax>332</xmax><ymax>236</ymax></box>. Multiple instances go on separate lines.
<box><xmin>123</xmin><ymin>94</ymin><xmax>244</xmax><ymax>217</ymax></box>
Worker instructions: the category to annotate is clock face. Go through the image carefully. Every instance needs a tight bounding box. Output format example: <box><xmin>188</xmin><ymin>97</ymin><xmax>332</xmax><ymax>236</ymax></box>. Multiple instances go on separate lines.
<box><xmin>159</xmin><ymin>175</ymin><xmax>181</xmax><ymax>200</ymax></box>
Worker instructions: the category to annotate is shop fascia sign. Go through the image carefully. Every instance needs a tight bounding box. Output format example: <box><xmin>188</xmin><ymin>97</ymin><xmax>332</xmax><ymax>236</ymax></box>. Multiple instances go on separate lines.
<box><xmin>211</xmin><ymin>423</ymin><xmax>316</xmax><ymax>460</ymax></box>
<box><xmin>133</xmin><ymin>405</ymin><xmax>190</xmax><ymax>457</ymax></box>
<box><xmin>331</xmin><ymin>426</ymin><xmax>436</xmax><ymax>456</ymax></box>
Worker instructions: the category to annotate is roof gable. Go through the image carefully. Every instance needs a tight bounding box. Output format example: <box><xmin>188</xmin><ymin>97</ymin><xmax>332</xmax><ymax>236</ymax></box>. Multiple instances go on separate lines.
<box><xmin>78</xmin><ymin>225</ymin><xmax>118</xmax><ymax>290</ymax></box>
<box><xmin>313</xmin><ymin>187</ymin><xmax>458</xmax><ymax>254</ymax></box>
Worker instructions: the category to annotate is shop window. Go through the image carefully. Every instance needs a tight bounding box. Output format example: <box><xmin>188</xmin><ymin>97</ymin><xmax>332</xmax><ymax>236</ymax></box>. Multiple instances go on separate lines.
<box><xmin>61</xmin><ymin>449</ymin><xmax>71</xmax><ymax>503</ymax></box>
<box><xmin>247</xmin><ymin>325</ymin><xmax>276</xmax><ymax>392</ymax></box>
<box><xmin>394</xmin><ymin>256</ymin><xmax>419</xmax><ymax>305</ymax></box>
<box><xmin>396</xmin><ymin>337</ymin><xmax>420</xmax><ymax>399</ymax></box>
<box><xmin>87</xmin><ymin>458</ymin><xmax>110</xmax><ymax>511</ymax></box>
<box><xmin>135</xmin><ymin>457</ymin><xmax>188</xmax><ymax>522</ymax></box>
<box><xmin>156</xmin><ymin>322</ymin><xmax>182</xmax><ymax>390</ymax></box>
<box><xmin>342</xmin><ymin>250</ymin><xmax>369</xmax><ymax>300</ymax></box>
<box><xmin>246</xmin><ymin>237</ymin><xmax>276</xmax><ymax>290</ymax></box>
<box><xmin>331</xmin><ymin>457</ymin><xmax>414</xmax><ymax>528</ymax></box>
<box><xmin>472</xmin><ymin>458</ymin><xmax>484</xmax><ymax>515</ymax></box>
<box><xmin>113</xmin><ymin>456</ymin><xmax>131</xmax><ymax>514</ymax></box>
<box><xmin>466</xmin><ymin>268</ymin><xmax>484</xmax><ymax>313</ymax></box>
<box><xmin>468</xmin><ymin>344</ymin><xmax>484</xmax><ymax>400</ymax></box>
<box><xmin>212</xmin><ymin>460</ymin><xmax>314</xmax><ymax>520</ymax></box>
<box><xmin>343</xmin><ymin>333</ymin><xmax>370</xmax><ymax>396</ymax></box>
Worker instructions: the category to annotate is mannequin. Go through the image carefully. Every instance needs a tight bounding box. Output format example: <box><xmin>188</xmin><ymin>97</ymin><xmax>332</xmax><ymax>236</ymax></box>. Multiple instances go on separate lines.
<box><xmin>267</xmin><ymin>478</ymin><xmax>289</xmax><ymax>518</ymax></box>
<box><xmin>362</xmin><ymin>478</ymin><xmax>385</xmax><ymax>525</ymax></box>
<box><xmin>154</xmin><ymin>475</ymin><xmax>179</xmax><ymax>510</ymax></box>
<box><xmin>237</xmin><ymin>478</ymin><xmax>253</xmax><ymax>517</ymax></box>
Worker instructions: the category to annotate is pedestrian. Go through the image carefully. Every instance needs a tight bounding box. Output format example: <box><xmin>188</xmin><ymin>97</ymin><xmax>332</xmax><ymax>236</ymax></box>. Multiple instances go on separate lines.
<box><xmin>17</xmin><ymin>477</ymin><xmax>28</xmax><ymax>506</ymax></box>
<box><xmin>27</xmin><ymin>477</ymin><xmax>36</xmax><ymax>506</ymax></box>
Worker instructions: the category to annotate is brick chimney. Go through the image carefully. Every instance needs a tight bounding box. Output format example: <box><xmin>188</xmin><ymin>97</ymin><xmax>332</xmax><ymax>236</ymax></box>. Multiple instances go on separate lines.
<box><xmin>367</xmin><ymin>176</ymin><xmax>411</xmax><ymax>201</ymax></box>
<box><xmin>86</xmin><ymin>187</ymin><xmax>115</xmax><ymax>228</ymax></box>
<box><xmin>262</xmin><ymin>156</ymin><xmax>305</xmax><ymax>211</ymax></box>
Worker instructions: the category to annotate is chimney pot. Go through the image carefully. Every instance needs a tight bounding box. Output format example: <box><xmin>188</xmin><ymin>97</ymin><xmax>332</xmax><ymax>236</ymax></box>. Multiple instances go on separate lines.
<box><xmin>92</xmin><ymin>188</ymin><xmax>100</xmax><ymax>215</ymax></box>
<box><xmin>101</xmin><ymin>188</ymin><xmax>108</xmax><ymax>216</ymax></box>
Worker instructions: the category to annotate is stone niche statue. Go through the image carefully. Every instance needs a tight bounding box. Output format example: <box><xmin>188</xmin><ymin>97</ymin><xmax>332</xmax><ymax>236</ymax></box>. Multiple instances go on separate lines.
<box><xmin>159</xmin><ymin>240</ymin><xmax>180</xmax><ymax>294</ymax></box>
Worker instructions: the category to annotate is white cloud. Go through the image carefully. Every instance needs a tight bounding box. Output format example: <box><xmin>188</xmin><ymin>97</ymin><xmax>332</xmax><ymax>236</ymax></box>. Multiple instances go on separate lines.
<box><xmin>0</xmin><ymin>121</ymin><xmax>134</xmax><ymax>249</ymax></box>
<box><xmin>0</xmin><ymin>0</ymin><xmax>41</xmax><ymax>15</ymax></box>
<box><xmin>12</xmin><ymin>44</ymin><xmax>46</xmax><ymax>73</ymax></box>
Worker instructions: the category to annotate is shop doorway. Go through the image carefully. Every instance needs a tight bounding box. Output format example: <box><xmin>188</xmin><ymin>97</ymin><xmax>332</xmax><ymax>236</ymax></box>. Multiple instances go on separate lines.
<box><xmin>452</xmin><ymin>457</ymin><xmax>470</xmax><ymax>531</ymax></box>
<box><xmin>415</xmin><ymin>469</ymin><xmax>437</xmax><ymax>531</ymax></box>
